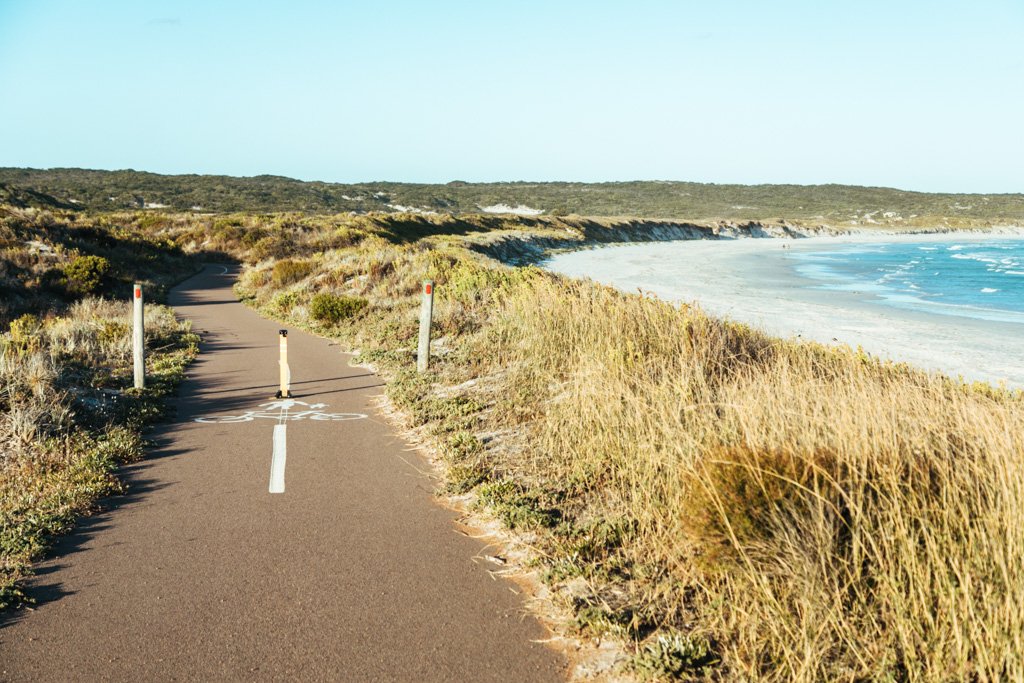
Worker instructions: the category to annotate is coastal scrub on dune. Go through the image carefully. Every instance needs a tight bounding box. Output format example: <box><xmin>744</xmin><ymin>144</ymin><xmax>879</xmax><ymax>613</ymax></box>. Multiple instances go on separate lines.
<box><xmin>4</xmin><ymin>203</ymin><xmax>1023</xmax><ymax>680</ymax></box>
<box><xmin>0</xmin><ymin>300</ymin><xmax>198</xmax><ymax>607</ymax></box>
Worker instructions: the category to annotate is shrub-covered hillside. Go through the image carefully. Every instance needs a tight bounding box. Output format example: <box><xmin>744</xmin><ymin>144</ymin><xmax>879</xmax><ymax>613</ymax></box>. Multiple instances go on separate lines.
<box><xmin>0</xmin><ymin>206</ymin><xmax>198</xmax><ymax>325</ymax></box>
<box><xmin>2</xmin><ymin>167</ymin><xmax>1022</xmax><ymax>226</ymax></box>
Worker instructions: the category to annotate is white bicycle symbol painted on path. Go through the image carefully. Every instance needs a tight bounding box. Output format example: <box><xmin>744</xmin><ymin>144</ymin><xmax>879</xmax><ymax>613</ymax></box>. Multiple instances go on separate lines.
<box><xmin>194</xmin><ymin>399</ymin><xmax>367</xmax><ymax>424</ymax></box>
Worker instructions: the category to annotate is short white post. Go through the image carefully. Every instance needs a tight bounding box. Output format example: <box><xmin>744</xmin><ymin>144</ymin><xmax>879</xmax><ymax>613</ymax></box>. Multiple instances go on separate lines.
<box><xmin>417</xmin><ymin>280</ymin><xmax>434</xmax><ymax>373</ymax></box>
<box><xmin>132</xmin><ymin>283</ymin><xmax>145</xmax><ymax>389</ymax></box>
<box><xmin>276</xmin><ymin>329</ymin><xmax>292</xmax><ymax>398</ymax></box>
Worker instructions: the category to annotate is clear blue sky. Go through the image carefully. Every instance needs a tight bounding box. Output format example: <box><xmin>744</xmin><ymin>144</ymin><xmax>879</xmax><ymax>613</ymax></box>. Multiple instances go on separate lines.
<box><xmin>0</xmin><ymin>0</ymin><xmax>1021</xmax><ymax>192</ymax></box>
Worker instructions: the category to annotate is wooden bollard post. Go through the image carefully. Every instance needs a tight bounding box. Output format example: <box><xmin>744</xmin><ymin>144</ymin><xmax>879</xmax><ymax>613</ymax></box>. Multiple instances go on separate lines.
<box><xmin>276</xmin><ymin>329</ymin><xmax>292</xmax><ymax>398</ymax></box>
<box><xmin>132</xmin><ymin>283</ymin><xmax>145</xmax><ymax>389</ymax></box>
<box><xmin>417</xmin><ymin>280</ymin><xmax>434</xmax><ymax>373</ymax></box>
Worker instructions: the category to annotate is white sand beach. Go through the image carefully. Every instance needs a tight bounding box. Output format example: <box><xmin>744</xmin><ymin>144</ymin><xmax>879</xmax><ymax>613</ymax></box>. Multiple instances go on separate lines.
<box><xmin>545</xmin><ymin>233</ymin><xmax>1024</xmax><ymax>388</ymax></box>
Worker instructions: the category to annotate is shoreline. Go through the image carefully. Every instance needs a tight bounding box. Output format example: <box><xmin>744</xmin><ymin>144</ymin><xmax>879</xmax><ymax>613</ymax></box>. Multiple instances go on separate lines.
<box><xmin>473</xmin><ymin>218</ymin><xmax>1024</xmax><ymax>265</ymax></box>
<box><xmin>544</xmin><ymin>231</ymin><xmax>1024</xmax><ymax>388</ymax></box>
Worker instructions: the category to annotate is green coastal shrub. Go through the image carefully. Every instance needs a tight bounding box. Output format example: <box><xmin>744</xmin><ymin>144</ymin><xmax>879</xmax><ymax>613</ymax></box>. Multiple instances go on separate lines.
<box><xmin>7</xmin><ymin>314</ymin><xmax>42</xmax><ymax>353</ymax></box>
<box><xmin>329</xmin><ymin>227</ymin><xmax>366</xmax><ymax>249</ymax></box>
<box><xmin>97</xmin><ymin>319</ymin><xmax>130</xmax><ymax>350</ymax></box>
<box><xmin>309</xmin><ymin>292</ymin><xmax>367</xmax><ymax>325</ymax></box>
<box><xmin>241</xmin><ymin>227</ymin><xmax>269</xmax><ymax>247</ymax></box>
<box><xmin>63</xmin><ymin>255</ymin><xmax>111</xmax><ymax>295</ymax></box>
<box><xmin>271</xmin><ymin>258</ymin><xmax>311</xmax><ymax>286</ymax></box>
<box><xmin>212</xmin><ymin>217</ymin><xmax>244</xmax><ymax>231</ymax></box>
<box><xmin>8</xmin><ymin>314</ymin><xmax>41</xmax><ymax>341</ymax></box>
<box><xmin>252</xmin><ymin>234</ymin><xmax>292</xmax><ymax>261</ymax></box>
<box><xmin>272</xmin><ymin>290</ymin><xmax>299</xmax><ymax>314</ymax></box>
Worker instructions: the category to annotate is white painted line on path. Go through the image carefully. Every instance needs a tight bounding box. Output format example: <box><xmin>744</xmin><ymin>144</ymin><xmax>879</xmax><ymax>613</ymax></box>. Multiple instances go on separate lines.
<box><xmin>269</xmin><ymin>424</ymin><xmax>287</xmax><ymax>493</ymax></box>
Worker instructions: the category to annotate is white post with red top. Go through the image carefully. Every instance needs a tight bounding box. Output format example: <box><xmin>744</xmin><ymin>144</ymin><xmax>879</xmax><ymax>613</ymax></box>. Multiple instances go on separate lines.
<box><xmin>133</xmin><ymin>283</ymin><xmax>145</xmax><ymax>389</ymax></box>
<box><xmin>417</xmin><ymin>280</ymin><xmax>434</xmax><ymax>373</ymax></box>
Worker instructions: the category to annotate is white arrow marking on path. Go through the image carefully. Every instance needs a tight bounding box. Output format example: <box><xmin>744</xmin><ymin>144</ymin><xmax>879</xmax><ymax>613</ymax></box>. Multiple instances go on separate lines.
<box><xmin>269</xmin><ymin>424</ymin><xmax>287</xmax><ymax>493</ymax></box>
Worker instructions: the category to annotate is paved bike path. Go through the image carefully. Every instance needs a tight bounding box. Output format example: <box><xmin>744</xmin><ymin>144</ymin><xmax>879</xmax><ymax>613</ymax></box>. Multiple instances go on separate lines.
<box><xmin>0</xmin><ymin>265</ymin><xmax>566</xmax><ymax>681</ymax></box>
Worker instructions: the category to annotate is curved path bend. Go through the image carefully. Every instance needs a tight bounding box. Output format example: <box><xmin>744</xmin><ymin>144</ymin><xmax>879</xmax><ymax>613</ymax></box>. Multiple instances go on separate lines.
<box><xmin>0</xmin><ymin>265</ymin><xmax>566</xmax><ymax>682</ymax></box>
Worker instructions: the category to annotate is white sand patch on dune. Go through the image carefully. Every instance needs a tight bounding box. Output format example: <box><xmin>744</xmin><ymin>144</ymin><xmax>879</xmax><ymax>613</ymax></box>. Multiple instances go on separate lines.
<box><xmin>386</xmin><ymin>204</ymin><xmax>438</xmax><ymax>215</ymax></box>
<box><xmin>24</xmin><ymin>240</ymin><xmax>53</xmax><ymax>253</ymax></box>
<box><xmin>479</xmin><ymin>204</ymin><xmax>544</xmax><ymax>216</ymax></box>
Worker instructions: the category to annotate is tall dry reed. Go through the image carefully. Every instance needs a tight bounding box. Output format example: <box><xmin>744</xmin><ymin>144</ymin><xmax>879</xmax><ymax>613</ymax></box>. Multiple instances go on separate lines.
<box><xmin>481</xmin><ymin>277</ymin><xmax>1024</xmax><ymax>681</ymax></box>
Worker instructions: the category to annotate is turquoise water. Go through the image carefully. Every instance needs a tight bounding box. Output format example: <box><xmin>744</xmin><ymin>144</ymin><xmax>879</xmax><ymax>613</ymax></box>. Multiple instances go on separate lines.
<box><xmin>792</xmin><ymin>239</ymin><xmax>1024</xmax><ymax>325</ymax></box>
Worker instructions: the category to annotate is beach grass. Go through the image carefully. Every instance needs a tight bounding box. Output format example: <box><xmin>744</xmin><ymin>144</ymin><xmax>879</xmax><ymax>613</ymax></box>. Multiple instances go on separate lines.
<box><xmin>487</xmin><ymin>278</ymin><xmax>1024</xmax><ymax>680</ymax></box>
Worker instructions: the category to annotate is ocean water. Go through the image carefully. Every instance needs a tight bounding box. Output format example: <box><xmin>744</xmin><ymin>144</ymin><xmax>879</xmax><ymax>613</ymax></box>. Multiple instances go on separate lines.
<box><xmin>792</xmin><ymin>239</ymin><xmax>1024</xmax><ymax>325</ymax></box>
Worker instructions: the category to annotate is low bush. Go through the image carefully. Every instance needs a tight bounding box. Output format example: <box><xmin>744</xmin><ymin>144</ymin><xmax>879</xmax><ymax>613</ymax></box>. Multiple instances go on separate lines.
<box><xmin>252</xmin><ymin>234</ymin><xmax>293</xmax><ymax>261</ymax></box>
<box><xmin>8</xmin><ymin>313</ymin><xmax>41</xmax><ymax>348</ymax></box>
<box><xmin>308</xmin><ymin>292</ymin><xmax>367</xmax><ymax>325</ymax></box>
<box><xmin>271</xmin><ymin>290</ymin><xmax>300</xmax><ymax>314</ymax></box>
<box><xmin>271</xmin><ymin>258</ymin><xmax>312</xmax><ymax>287</ymax></box>
<box><xmin>63</xmin><ymin>254</ymin><xmax>111</xmax><ymax>295</ymax></box>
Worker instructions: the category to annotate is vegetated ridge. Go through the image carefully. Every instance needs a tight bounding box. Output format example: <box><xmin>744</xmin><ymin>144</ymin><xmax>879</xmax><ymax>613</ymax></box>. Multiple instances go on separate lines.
<box><xmin>2</xmin><ymin>167</ymin><xmax>1023</xmax><ymax>227</ymax></box>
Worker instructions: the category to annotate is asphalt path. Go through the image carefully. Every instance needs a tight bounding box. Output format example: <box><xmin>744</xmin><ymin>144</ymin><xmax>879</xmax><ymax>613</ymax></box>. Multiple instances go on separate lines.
<box><xmin>0</xmin><ymin>264</ymin><xmax>566</xmax><ymax>681</ymax></box>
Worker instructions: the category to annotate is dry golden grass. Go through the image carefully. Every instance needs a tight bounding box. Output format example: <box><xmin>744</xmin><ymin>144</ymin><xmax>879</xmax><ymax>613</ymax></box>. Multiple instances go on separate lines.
<box><xmin>478</xmin><ymin>277</ymin><xmax>1024</xmax><ymax>681</ymax></box>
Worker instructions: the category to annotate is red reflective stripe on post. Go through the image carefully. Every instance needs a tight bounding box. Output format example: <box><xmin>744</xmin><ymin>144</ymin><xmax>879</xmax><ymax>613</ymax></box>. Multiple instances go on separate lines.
<box><xmin>424</xmin><ymin>283</ymin><xmax>432</xmax><ymax>295</ymax></box>
<box><xmin>134</xmin><ymin>286</ymin><xmax>141</xmax><ymax>298</ymax></box>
